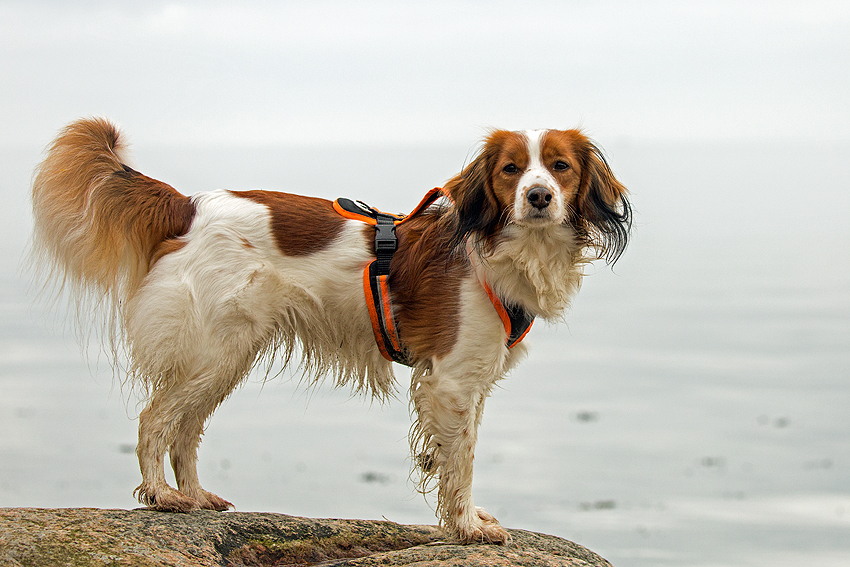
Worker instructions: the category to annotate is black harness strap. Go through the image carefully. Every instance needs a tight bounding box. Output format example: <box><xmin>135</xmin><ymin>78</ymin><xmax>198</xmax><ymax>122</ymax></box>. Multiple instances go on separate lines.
<box><xmin>373</xmin><ymin>214</ymin><xmax>398</xmax><ymax>276</ymax></box>
<box><xmin>505</xmin><ymin>302</ymin><xmax>536</xmax><ymax>347</ymax></box>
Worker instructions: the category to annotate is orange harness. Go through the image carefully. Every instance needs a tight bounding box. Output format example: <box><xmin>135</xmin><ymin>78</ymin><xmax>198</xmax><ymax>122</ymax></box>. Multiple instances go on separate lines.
<box><xmin>333</xmin><ymin>188</ymin><xmax>533</xmax><ymax>365</ymax></box>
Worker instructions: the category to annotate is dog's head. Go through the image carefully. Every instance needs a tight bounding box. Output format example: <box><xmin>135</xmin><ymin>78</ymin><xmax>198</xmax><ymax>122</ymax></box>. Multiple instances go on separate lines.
<box><xmin>444</xmin><ymin>129</ymin><xmax>631</xmax><ymax>262</ymax></box>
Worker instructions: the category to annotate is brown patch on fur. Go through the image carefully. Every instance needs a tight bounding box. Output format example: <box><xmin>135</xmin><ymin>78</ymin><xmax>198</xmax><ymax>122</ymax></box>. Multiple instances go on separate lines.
<box><xmin>441</xmin><ymin>131</ymin><xmax>517</xmax><ymax>250</ymax></box>
<box><xmin>233</xmin><ymin>190</ymin><xmax>347</xmax><ymax>256</ymax></box>
<box><xmin>389</xmin><ymin>211</ymin><xmax>465</xmax><ymax>361</ymax></box>
<box><xmin>109</xmin><ymin>167</ymin><xmax>196</xmax><ymax>259</ymax></box>
<box><xmin>539</xmin><ymin>129</ymin><xmax>583</xmax><ymax>197</ymax></box>
<box><xmin>536</xmin><ymin>129</ymin><xmax>626</xmax><ymax>218</ymax></box>
<box><xmin>150</xmin><ymin>238</ymin><xmax>188</xmax><ymax>267</ymax></box>
<box><xmin>486</xmin><ymin>130</ymin><xmax>530</xmax><ymax>211</ymax></box>
<box><xmin>573</xmin><ymin>136</ymin><xmax>628</xmax><ymax>216</ymax></box>
<box><xmin>556</xmin><ymin>130</ymin><xmax>631</xmax><ymax>261</ymax></box>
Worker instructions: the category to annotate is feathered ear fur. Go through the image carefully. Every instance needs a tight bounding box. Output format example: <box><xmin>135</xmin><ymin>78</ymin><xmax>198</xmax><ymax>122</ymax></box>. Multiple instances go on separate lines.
<box><xmin>574</xmin><ymin>140</ymin><xmax>632</xmax><ymax>263</ymax></box>
<box><xmin>442</xmin><ymin>130</ymin><xmax>631</xmax><ymax>262</ymax></box>
<box><xmin>442</xmin><ymin>131</ymin><xmax>510</xmax><ymax>250</ymax></box>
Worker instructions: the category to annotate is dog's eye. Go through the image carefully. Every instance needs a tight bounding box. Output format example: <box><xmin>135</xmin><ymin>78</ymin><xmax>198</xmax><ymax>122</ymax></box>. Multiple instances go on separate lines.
<box><xmin>502</xmin><ymin>163</ymin><xmax>519</xmax><ymax>174</ymax></box>
<box><xmin>553</xmin><ymin>161</ymin><xmax>570</xmax><ymax>171</ymax></box>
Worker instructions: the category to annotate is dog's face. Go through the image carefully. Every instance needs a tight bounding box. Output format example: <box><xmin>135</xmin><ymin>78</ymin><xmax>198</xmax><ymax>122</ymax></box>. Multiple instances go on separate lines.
<box><xmin>488</xmin><ymin>129</ymin><xmax>583</xmax><ymax>226</ymax></box>
<box><xmin>446</xmin><ymin>128</ymin><xmax>631</xmax><ymax>262</ymax></box>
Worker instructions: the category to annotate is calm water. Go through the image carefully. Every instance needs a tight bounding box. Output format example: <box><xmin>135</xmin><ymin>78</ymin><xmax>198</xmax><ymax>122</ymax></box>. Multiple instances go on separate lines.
<box><xmin>1</xmin><ymin>141</ymin><xmax>848</xmax><ymax>567</ymax></box>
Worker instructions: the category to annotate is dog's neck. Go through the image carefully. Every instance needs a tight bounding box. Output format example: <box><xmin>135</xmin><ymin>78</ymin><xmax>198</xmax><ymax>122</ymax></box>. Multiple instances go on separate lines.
<box><xmin>468</xmin><ymin>224</ymin><xmax>588</xmax><ymax>321</ymax></box>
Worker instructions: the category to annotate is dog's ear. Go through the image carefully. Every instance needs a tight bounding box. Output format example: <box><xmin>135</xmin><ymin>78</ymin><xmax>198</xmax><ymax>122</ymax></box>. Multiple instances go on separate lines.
<box><xmin>575</xmin><ymin>139</ymin><xmax>632</xmax><ymax>263</ymax></box>
<box><xmin>443</xmin><ymin>134</ymin><xmax>505</xmax><ymax>249</ymax></box>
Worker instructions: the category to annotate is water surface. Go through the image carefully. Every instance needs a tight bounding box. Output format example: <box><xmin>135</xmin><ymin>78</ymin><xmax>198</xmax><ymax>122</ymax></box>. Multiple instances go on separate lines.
<box><xmin>1</xmin><ymin>141</ymin><xmax>848</xmax><ymax>566</ymax></box>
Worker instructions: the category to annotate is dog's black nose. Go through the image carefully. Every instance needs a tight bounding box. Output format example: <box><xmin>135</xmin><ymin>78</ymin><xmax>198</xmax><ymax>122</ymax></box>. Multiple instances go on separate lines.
<box><xmin>527</xmin><ymin>187</ymin><xmax>552</xmax><ymax>209</ymax></box>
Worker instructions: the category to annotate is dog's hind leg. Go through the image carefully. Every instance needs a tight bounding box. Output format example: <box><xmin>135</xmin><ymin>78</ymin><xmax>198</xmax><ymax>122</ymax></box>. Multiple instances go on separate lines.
<box><xmin>169</xmin><ymin>419</ymin><xmax>232</xmax><ymax>511</ymax></box>
<box><xmin>132</xmin><ymin>322</ymin><xmax>270</xmax><ymax>511</ymax></box>
<box><xmin>129</xmin><ymin>239</ymin><xmax>287</xmax><ymax>511</ymax></box>
<box><xmin>134</xmin><ymin>381</ymin><xmax>204</xmax><ymax>512</ymax></box>
<box><xmin>167</xmin><ymin>367</ymin><xmax>247</xmax><ymax>511</ymax></box>
<box><xmin>133</xmin><ymin>335</ymin><xmax>263</xmax><ymax>511</ymax></box>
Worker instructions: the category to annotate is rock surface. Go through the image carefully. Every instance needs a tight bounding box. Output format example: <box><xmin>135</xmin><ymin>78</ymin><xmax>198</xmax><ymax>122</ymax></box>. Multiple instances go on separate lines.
<box><xmin>0</xmin><ymin>508</ymin><xmax>612</xmax><ymax>566</ymax></box>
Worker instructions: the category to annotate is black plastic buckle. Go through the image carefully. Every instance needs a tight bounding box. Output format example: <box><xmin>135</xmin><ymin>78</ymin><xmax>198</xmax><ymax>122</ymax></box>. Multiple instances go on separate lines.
<box><xmin>374</xmin><ymin>221</ymin><xmax>398</xmax><ymax>253</ymax></box>
<box><xmin>374</xmin><ymin>214</ymin><xmax>398</xmax><ymax>253</ymax></box>
<box><xmin>373</xmin><ymin>216</ymin><xmax>397</xmax><ymax>276</ymax></box>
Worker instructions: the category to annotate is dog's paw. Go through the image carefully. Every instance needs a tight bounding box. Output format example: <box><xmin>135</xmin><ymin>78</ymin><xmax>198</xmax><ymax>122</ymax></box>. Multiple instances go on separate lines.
<box><xmin>134</xmin><ymin>483</ymin><xmax>200</xmax><ymax>513</ymax></box>
<box><xmin>475</xmin><ymin>508</ymin><xmax>511</xmax><ymax>544</ymax></box>
<box><xmin>194</xmin><ymin>489</ymin><xmax>234</xmax><ymax>511</ymax></box>
<box><xmin>453</xmin><ymin>507</ymin><xmax>510</xmax><ymax>545</ymax></box>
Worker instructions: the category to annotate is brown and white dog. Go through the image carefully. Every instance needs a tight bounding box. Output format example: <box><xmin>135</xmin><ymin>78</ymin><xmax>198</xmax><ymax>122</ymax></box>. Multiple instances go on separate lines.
<box><xmin>31</xmin><ymin>118</ymin><xmax>630</xmax><ymax>544</ymax></box>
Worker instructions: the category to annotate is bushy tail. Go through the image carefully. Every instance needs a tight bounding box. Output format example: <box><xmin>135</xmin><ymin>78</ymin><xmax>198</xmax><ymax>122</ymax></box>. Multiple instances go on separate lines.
<box><xmin>31</xmin><ymin>117</ymin><xmax>195</xmax><ymax>338</ymax></box>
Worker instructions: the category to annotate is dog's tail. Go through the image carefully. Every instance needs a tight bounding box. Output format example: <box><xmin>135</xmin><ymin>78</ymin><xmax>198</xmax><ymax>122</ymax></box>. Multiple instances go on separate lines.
<box><xmin>31</xmin><ymin>117</ymin><xmax>195</xmax><ymax>329</ymax></box>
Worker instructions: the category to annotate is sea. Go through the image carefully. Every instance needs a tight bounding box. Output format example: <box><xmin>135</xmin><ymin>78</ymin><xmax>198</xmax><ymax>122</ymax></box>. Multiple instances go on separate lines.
<box><xmin>1</xmin><ymin>139</ymin><xmax>848</xmax><ymax>567</ymax></box>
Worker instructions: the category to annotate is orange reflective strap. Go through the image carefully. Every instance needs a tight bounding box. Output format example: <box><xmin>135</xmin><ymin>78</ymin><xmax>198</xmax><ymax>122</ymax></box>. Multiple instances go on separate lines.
<box><xmin>481</xmin><ymin>279</ymin><xmax>512</xmax><ymax>341</ymax></box>
<box><xmin>363</xmin><ymin>263</ymin><xmax>392</xmax><ymax>361</ymax></box>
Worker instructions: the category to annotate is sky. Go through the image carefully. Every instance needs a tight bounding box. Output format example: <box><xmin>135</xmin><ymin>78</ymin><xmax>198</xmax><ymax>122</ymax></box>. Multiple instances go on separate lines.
<box><xmin>1</xmin><ymin>0</ymin><xmax>849</xmax><ymax>147</ymax></box>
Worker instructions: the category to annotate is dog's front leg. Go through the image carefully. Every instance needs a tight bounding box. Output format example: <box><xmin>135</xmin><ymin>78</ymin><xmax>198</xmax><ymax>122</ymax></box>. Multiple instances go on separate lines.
<box><xmin>412</xmin><ymin>366</ymin><xmax>509</xmax><ymax>544</ymax></box>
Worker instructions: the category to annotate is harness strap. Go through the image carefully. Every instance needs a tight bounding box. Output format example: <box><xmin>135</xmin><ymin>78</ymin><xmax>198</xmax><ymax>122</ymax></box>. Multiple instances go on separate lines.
<box><xmin>363</xmin><ymin>262</ymin><xmax>408</xmax><ymax>364</ymax></box>
<box><xmin>333</xmin><ymin>186</ymin><xmax>443</xmax><ymax>227</ymax></box>
<box><xmin>335</xmin><ymin>188</ymin><xmax>444</xmax><ymax>364</ymax></box>
<box><xmin>481</xmin><ymin>280</ymin><xmax>535</xmax><ymax>347</ymax></box>
<box><xmin>333</xmin><ymin>187</ymin><xmax>534</xmax><ymax>366</ymax></box>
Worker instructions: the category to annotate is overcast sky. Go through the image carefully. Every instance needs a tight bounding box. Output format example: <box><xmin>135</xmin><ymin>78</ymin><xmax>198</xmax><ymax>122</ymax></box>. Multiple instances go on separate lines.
<box><xmin>1</xmin><ymin>0</ymin><xmax>848</xmax><ymax>147</ymax></box>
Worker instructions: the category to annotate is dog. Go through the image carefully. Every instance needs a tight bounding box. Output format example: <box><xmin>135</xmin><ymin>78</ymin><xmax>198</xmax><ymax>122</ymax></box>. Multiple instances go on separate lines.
<box><xmin>30</xmin><ymin>118</ymin><xmax>630</xmax><ymax>544</ymax></box>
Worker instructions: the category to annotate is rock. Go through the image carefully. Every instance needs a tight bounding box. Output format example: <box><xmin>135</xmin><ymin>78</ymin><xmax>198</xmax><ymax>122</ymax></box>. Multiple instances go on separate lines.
<box><xmin>0</xmin><ymin>508</ymin><xmax>613</xmax><ymax>566</ymax></box>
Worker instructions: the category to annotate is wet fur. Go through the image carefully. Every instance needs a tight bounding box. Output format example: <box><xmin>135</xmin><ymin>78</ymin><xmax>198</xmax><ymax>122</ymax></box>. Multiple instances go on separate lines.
<box><xmin>30</xmin><ymin>119</ymin><xmax>630</xmax><ymax>544</ymax></box>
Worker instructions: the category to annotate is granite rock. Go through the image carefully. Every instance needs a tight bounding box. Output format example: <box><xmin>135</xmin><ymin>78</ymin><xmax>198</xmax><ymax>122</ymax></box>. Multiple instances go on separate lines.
<box><xmin>0</xmin><ymin>508</ymin><xmax>613</xmax><ymax>567</ymax></box>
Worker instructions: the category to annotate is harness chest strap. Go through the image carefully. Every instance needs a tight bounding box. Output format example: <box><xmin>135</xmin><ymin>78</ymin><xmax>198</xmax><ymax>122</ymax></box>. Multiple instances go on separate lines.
<box><xmin>333</xmin><ymin>188</ymin><xmax>534</xmax><ymax>365</ymax></box>
<box><xmin>363</xmin><ymin>259</ymin><xmax>408</xmax><ymax>365</ymax></box>
<box><xmin>481</xmin><ymin>279</ymin><xmax>535</xmax><ymax>348</ymax></box>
